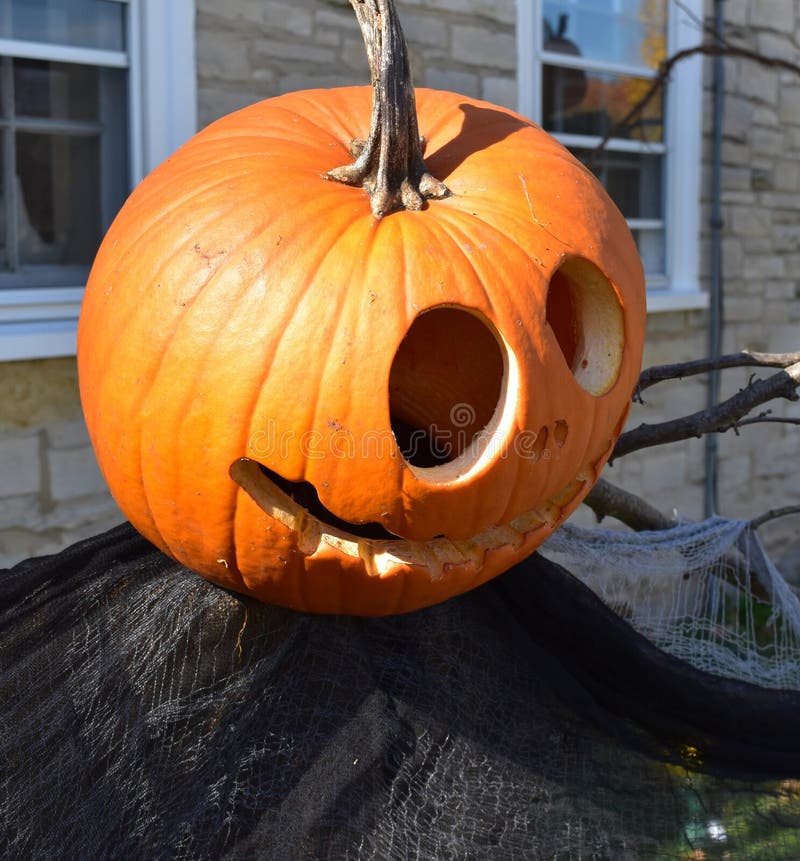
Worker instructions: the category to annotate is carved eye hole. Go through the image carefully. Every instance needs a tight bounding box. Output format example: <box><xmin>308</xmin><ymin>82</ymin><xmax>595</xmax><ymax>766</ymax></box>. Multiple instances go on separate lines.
<box><xmin>546</xmin><ymin>257</ymin><xmax>625</xmax><ymax>396</ymax></box>
<box><xmin>388</xmin><ymin>306</ymin><xmax>507</xmax><ymax>473</ymax></box>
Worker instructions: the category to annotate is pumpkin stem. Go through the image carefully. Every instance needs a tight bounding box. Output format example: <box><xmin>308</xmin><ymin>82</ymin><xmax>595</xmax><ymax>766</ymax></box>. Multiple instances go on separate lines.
<box><xmin>326</xmin><ymin>0</ymin><xmax>450</xmax><ymax>218</ymax></box>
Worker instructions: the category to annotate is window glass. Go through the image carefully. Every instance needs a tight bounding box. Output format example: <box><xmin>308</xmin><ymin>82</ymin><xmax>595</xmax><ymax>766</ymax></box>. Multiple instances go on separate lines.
<box><xmin>16</xmin><ymin>132</ymin><xmax>101</xmax><ymax>265</ymax></box>
<box><xmin>631</xmin><ymin>226</ymin><xmax>665</xmax><ymax>277</ymax></box>
<box><xmin>14</xmin><ymin>59</ymin><xmax>100</xmax><ymax>121</ymax></box>
<box><xmin>0</xmin><ymin>145</ymin><xmax>5</xmax><ymax>268</ymax></box>
<box><xmin>539</xmin><ymin>1</ymin><xmax>668</xmax><ymax>278</ymax></box>
<box><xmin>0</xmin><ymin>12</ymin><xmax>128</xmax><ymax>284</ymax></box>
<box><xmin>543</xmin><ymin>0</ymin><xmax>667</xmax><ymax>70</ymax></box>
<box><xmin>542</xmin><ymin>65</ymin><xmax>663</xmax><ymax>142</ymax></box>
<box><xmin>0</xmin><ymin>0</ymin><xmax>125</xmax><ymax>52</ymax></box>
<box><xmin>571</xmin><ymin>147</ymin><xmax>663</xmax><ymax>221</ymax></box>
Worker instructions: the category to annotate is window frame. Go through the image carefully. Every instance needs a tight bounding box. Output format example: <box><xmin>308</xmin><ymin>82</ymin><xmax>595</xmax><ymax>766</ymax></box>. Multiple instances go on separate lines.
<box><xmin>0</xmin><ymin>0</ymin><xmax>197</xmax><ymax>361</ymax></box>
<box><xmin>517</xmin><ymin>0</ymin><xmax>706</xmax><ymax>312</ymax></box>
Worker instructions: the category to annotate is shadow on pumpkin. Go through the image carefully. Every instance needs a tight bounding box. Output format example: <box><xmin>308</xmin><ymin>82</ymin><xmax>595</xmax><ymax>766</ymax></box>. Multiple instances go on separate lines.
<box><xmin>425</xmin><ymin>104</ymin><xmax>528</xmax><ymax>180</ymax></box>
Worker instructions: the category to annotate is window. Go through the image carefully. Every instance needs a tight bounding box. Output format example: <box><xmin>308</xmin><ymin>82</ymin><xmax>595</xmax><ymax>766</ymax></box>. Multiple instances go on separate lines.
<box><xmin>0</xmin><ymin>0</ymin><xmax>196</xmax><ymax>360</ymax></box>
<box><xmin>517</xmin><ymin>0</ymin><xmax>705</xmax><ymax>311</ymax></box>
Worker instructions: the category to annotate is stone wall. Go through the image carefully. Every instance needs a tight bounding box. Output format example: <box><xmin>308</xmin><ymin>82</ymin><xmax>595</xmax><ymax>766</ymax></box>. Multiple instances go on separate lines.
<box><xmin>195</xmin><ymin>0</ymin><xmax>517</xmax><ymax>128</ymax></box>
<box><xmin>194</xmin><ymin>0</ymin><xmax>800</xmax><ymax>553</ymax></box>
<box><xmin>599</xmin><ymin>0</ymin><xmax>800</xmax><ymax>555</ymax></box>
<box><xmin>2</xmin><ymin>0</ymin><xmax>798</xmax><ymax>568</ymax></box>
<box><xmin>0</xmin><ymin>359</ymin><xmax>122</xmax><ymax>567</ymax></box>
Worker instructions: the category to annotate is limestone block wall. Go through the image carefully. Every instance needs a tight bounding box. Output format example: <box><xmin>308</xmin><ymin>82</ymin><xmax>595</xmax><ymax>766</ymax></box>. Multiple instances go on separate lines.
<box><xmin>2</xmin><ymin>0</ymin><xmax>798</xmax><ymax>568</ymax></box>
<box><xmin>195</xmin><ymin>0</ymin><xmax>517</xmax><ymax>129</ymax></box>
<box><xmin>0</xmin><ymin>359</ymin><xmax>123</xmax><ymax>567</ymax></box>
<box><xmin>194</xmin><ymin>0</ymin><xmax>800</xmax><ymax>551</ymax></box>
<box><xmin>601</xmin><ymin>0</ymin><xmax>800</xmax><ymax>554</ymax></box>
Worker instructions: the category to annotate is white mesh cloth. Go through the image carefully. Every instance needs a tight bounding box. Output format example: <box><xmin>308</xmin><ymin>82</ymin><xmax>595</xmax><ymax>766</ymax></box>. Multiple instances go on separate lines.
<box><xmin>542</xmin><ymin>516</ymin><xmax>800</xmax><ymax>691</ymax></box>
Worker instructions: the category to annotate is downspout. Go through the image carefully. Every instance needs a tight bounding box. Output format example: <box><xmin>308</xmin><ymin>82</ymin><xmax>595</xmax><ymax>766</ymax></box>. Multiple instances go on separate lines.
<box><xmin>704</xmin><ymin>0</ymin><xmax>725</xmax><ymax>516</ymax></box>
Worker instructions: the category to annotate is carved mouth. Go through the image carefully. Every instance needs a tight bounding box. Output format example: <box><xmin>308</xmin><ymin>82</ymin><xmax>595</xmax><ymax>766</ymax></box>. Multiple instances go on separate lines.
<box><xmin>247</xmin><ymin>462</ymin><xmax>402</xmax><ymax>541</ymax></box>
<box><xmin>230</xmin><ymin>457</ymin><xmax>588</xmax><ymax>579</ymax></box>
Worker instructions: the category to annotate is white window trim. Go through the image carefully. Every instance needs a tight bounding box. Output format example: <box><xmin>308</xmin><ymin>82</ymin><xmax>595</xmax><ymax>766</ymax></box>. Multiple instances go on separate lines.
<box><xmin>0</xmin><ymin>0</ymin><xmax>197</xmax><ymax>362</ymax></box>
<box><xmin>516</xmin><ymin>0</ymin><xmax>706</xmax><ymax>313</ymax></box>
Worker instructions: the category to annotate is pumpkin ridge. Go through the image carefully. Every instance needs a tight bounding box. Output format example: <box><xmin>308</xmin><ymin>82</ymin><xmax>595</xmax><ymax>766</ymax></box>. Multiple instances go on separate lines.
<box><xmin>269</xmin><ymin>90</ymin><xmax>375</xmax><ymax>150</ymax></box>
<box><xmin>392</xmin><ymin>209</ymin><xmax>498</xmax><ymax>322</ymax></box>
<box><xmin>81</xmin><ymin>217</ymin><xmax>246</xmax><ymax>550</ymax></box>
<box><xmin>137</xmin><ymin>291</ymin><xmax>245</xmax><ymax>561</ymax></box>
<box><xmin>135</xmin><ymin>418</ymin><xmax>172</xmax><ymax>558</ymax></box>
<box><xmin>434</xmin><ymin>205</ymin><xmax>557</xmax><ymax>314</ymax></box>
<box><xmin>133</xmin><ymin>213</ymin><xmax>321</xmax><ymax>556</ymax></box>
<box><xmin>408</xmin><ymin>214</ymin><xmax>545</xmax><ymax>528</ymax></box>
<box><xmin>238</xmin><ymin>224</ymin><xmax>350</xmax><ymax>470</ymax></box>
<box><xmin>81</xmin><ymin>181</ymin><xmax>263</xmax><ymax>406</ymax></box>
<box><xmin>117</xmin><ymin>164</ymin><xmax>270</xmax><ymax>243</ymax></box>
<box><xmin>303</xmin><ymin>215</ymin><xmax>384</xmax><ymax>487</ymax></box>
<box><xmin>82</xmin><ymin>183</ymin><xmax>235</xmax><ymax>357</ymax></box>
<box><xmin>420</xmin><ymin>213</ymin><xmax>501</xmax><ymax>316</ymax></box>
<box><xmin>441</xmin><ymin>193</ymin><xmax>571</xmax><ymax>259</ymax></box>
<box><xmin>190</xmin><ymin>98</ymin><xmax>353</xmax><ymax>151</ymax></box>
<box><xmin>108</xmin><ymin>207</ymin><xmax>270</xmax><ymax>418</ymax></box>
<box><xmin>238</xmin><ymin>192</ymin><xmax>390</xmax><ymax>490</ymax></box>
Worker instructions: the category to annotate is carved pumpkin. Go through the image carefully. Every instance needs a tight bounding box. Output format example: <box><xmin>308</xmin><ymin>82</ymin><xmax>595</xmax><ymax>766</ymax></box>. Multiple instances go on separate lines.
<box><xmin>78</xmin><ymin>0</ymin><xmax>645</xmax><ymax>615</ymax></box>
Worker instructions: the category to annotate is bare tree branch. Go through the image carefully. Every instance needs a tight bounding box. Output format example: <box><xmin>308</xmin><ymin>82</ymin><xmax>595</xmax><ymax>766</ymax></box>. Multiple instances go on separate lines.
<box><xmin>750</xmin><ymin>505</ymin><xmax>800</xmax><ymax>530</ymax></box>
<box><xmin>732</xmin><ymin>416</ymin><xmax>800</xmax><ymax>431</ymax></box>
<box><xmin>574</xmin><ymin>35</ymin><xmax>800</xmax><ymax>563</ymax></box>
<box><xmin>636</xmin><ymin>351</ymin><xmax>800</xmax><ymax>396</ymax></box>
<box><xmin>584</xmin><ymin>477</ymin><xmax>674</xmax><ymax>531</ymax></box>
<box><xmin>587</xmin><ymin>479</ymin><xmax>800</xmax><ymax>539</ymax></box>
<box><xmin>611</xmin><ymin>361</ymin><xmax>800</xmax><ymax>462</ymax></box>
<box><xmin>588</xmin><ymin>44</ymin><xmax>800</xmax><ymax>165</ymax></box>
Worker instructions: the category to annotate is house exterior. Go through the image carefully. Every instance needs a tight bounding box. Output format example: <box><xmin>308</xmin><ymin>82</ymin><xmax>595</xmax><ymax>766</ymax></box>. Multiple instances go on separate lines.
<box><xmin>0</xmin><ymin>0</ymin><xmax>798</xmax><ymax>566</ymax></box>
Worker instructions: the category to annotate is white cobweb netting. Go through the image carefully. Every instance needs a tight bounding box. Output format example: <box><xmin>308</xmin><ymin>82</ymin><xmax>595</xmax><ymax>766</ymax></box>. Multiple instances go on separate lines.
<box><xmin>542</xmin><ymin>516</ymin><xmax>800</xmax><ymax>691</ymax></box>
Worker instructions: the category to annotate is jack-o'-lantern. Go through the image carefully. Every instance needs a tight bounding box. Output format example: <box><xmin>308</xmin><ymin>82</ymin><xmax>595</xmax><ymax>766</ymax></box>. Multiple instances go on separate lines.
<box><xmin>78</xmin><ymin>0</ymin><xmax>645</xmax><ymax>615</ymax></box>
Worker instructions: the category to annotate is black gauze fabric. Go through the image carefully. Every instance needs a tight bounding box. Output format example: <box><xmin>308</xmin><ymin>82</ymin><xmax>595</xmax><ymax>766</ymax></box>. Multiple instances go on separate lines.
<box><xmin>2</xmin><ymin>523</ymin><xmax>800</xmax><ymax>860</ymax></box>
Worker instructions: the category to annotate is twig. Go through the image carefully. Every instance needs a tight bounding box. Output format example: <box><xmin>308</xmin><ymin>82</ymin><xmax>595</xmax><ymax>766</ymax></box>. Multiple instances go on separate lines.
<box><xmin>588</xmin><ymin>44</ymin><xmax>800</xmax><ymax>165</ymax></box>
<box><xmin>636</xmin><ymin>351</ymin><xmax>800</xmax><ymax>396</ymax></box>
<box><xmin>612</xmin><ymin>361</ymin><xmax>800</xmax><ymax>462</ymax></box>
<box><xmin>750</xmin><ymin>506</ymin><xmax>800</xmax><ymax>530</ymax></box>
<box><xmin>730</xmin><ymin>416</ymin><xmax>800</xmax><ymax>432</ymax></box>
<box><xmin>584</xmin><ymin>477</ymin><xmax>674</xmax><ymax>531</ymax></box>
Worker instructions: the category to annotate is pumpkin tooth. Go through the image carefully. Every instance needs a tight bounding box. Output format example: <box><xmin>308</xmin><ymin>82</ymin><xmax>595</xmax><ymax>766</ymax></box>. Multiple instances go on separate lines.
<box><xmin>534</xmin><ymin>503</ymin><xmax>561</xmax><ymax>528</ymax></box>
<box><xmin>547</xmin><ymin>478</ymin><xmax>587</xmax><ymax>508</ymax></box>
<box><xmin>369</xmin><ymin>545</ymin><xmax>412</xmax><ymax>577</ymax></box>
<box><xmin>416</xmin><ymin>544</ymin><xmax>445</xmax><ymax>582</ymax></box>
<box><xmin>428</xmin><ymin>536</ymin><xmax>471</xmax><ymax>567</ymax></box>
<box><xmin>295</xmin><ymin>511</ymin><xmax>323</xmax><ymax>555</ymax></box>
<box><xmin>231</xmin><ymin>459</ymin><xmax>298</xmax><ymax>531</ymax></box>
<box><xmin>509</xmin><ymin>510</ymin><xmax>547</xmax><ymax>533</ymax></box>
<box><xmin>448</xmin><ymin>540</ymin><xmax>487</xmax><ymax>570</ymax></box>
<box><xmin>372</xmin><ymin>541</ymin><xmax>417</xmax><ymax>577</ymax></box>
<box><xmin>474</xmin><ymin>524</ymin><xmax>525</xmax><ymax>552</ymax></box>
<box><xmin>320</xmin><ymin>532</ymin><xmax>360</xmax><ymax>559</ymax></box>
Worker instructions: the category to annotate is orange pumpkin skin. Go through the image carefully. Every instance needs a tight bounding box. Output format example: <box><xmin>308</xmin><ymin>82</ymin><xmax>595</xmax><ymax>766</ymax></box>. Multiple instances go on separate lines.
<box><xmin>78</xmin><ymin>87</ymin><xmax>645</xmax><ymax>615</ymax></box>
